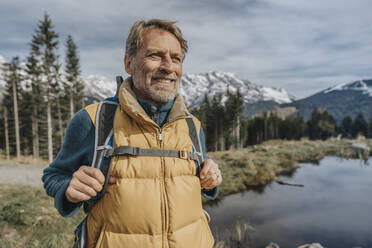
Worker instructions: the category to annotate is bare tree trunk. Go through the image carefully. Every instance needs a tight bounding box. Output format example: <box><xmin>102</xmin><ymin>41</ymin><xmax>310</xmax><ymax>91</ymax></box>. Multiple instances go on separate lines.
<box><xmin>12</xmin><ymin>77</ymin><xmax>20</xmax><ymax>159</ymax></box>
<box><xmin>236</xmin><ymin>117</ymin><xmax>241</xmax><ymax>149</ymax></box>
<box><xmin>70</xmin><ymin>87</ymin><xmax>74</xmax><ymax>119</ymax></box>
<box><xmin>219</xmin><ymin>129</ymin><xmax>225</xmax><ymax>151</ymax></box>
<box><xmin>4</xmin><ymin>107</ymin><xmax>10</xmax><ymax>160</ymax></box>
<box><xmin>32</xmin><ymin>105</ymin><xmax>39</xmax><ymax>158</ymax></box>
<box><xmin>57</xmin><ymin>96</ymin><xmax>64</xmax><ymax>145</ymax></box>
<box><xmin>47</xmin><ymin>81</ymin><xmax>53</xmax><ymax>163</ymax></box>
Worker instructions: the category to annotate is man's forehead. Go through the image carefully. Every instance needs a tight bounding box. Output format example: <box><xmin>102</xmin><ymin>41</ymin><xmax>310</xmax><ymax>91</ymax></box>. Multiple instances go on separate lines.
<box><xmin>145</xmin><ymin>46</ymin><xmax>182</xmax><ymax>55</ymax></box>
<box><xmin>141</xmin><ymin>29</ymin><xmax>181</xmax><ymax>49</ymax></box>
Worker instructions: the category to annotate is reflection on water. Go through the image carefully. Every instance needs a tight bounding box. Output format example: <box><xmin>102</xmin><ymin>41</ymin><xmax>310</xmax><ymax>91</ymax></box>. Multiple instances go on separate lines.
<box><xmin>205</xmin><ymin>156</ymin><xmax>372</xmax><ymax>248</ymax></box>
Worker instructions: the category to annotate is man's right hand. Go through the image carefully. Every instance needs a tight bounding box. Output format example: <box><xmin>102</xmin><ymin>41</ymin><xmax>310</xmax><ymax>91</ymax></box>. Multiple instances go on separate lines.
<box><xmin>65</xmin><ymin>166</ymin><xmax>116</xmax><ymax>203</ymax></box>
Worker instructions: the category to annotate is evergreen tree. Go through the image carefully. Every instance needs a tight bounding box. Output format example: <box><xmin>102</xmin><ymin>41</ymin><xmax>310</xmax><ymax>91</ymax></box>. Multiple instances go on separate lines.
<box><xmin>24</xmin><ymin>48</ymin><xmax>43</xmax><ymax>158</ymax></box>
<box><xmin>352</xmin><ymin>112</ymin><xmax>368</xmax><ymax>138</ymax></box>
<box><xmin>2</xmin><ymin>57</ymin><xmax>23</xmax><ymax>158</ymax></box>
<box><xmin>279</xmin><ymin>115</ymin><xmax>306</xmax><ymax>140</ymax></box>
<box><xmin>340</xmin><ymin>116</ymin><xmax>353</xmax><ymax>138</ymax></box>
<box><xmin>225</xmin><ymin>88</ymin><xmax>244</xmax><ymax>149</ymax></box>
<box><xmin>64</xmin><ymin>35</ymin><xmax>84</xmax><ymax>117</ymax></box>
<box><xmin>368</xmin><ymin>113</ymin><xmax>372</xmax><ymax>138</ymax></box>
<box><xmin>308</xmin><ymin>108</ymin><xmax>336</xmax><ymax>140</ymax></box>
<box><xmin>31</xmin><ymin>13</ymin><xmax>59</xmax><ymax>162</ymax></box>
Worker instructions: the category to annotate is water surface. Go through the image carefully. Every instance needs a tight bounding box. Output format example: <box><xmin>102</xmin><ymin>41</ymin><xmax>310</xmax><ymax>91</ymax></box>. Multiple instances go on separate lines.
<box><xmin>205</xmin><ymin>156</ymin><xmax>372</xmax><ymax>248</ymax></box>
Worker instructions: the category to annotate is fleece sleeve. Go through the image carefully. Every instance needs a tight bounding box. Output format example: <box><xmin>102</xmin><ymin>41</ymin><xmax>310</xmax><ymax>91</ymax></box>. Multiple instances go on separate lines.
<box><xmin>42</xmin><ymin>109</ymin><xmax>95</xmax><ymax>217</ymax></box>
<box><xmin>200</xmin><ymin>126</ymin><xmax>219</xmax><ymax>200</ymax></box>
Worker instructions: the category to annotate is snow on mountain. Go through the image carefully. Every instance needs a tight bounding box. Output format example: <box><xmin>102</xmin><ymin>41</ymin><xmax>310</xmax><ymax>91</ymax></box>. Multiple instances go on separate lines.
<box><xmin>84</xmin><ymin>75</ymin><xmax>116</xmax><ymax>101</ymax></box>
<box><xmin>84</xmin><ymin>71</ymin><xmax>295</xmax><ymax>107</ymax></box>
<box><xmin>0</xmin><ymin>54</ymin><xmax>295</xmax><ymax>110</ymax></box>
<box><xmin>180</xmin><ymin>71</ymin><xmax>295</xmax><ymax>108</ymax></box>
<box><xmin>323</xmin><ymin>79</ymin><xmax>372</xmax><ymax>97</ymax></box>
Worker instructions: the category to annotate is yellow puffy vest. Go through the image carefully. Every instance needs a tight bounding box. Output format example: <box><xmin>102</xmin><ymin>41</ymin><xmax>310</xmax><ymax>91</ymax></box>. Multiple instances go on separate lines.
<box><xmin>84</xmin><ymin>78</ymin><xmax>214</xmax><ymax>248</ymax></box>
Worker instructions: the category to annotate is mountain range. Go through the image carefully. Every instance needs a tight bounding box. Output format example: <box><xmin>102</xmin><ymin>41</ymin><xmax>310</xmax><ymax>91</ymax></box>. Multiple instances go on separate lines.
<box><xmin>283</xmin><ymin>79</ymin><xmax>372</xmax><ymax>123</ymax></box>
<box><xmin>1</xmin><ymin>54</ymin><xmax>371</xmax><ymax>123</ymax></box>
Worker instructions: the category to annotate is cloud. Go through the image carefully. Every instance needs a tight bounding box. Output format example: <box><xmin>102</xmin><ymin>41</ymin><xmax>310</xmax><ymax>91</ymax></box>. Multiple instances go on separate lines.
<box><xmin>0</xmin><ymin>0</ymin><xmax>371</xmax><ymax>98</ymax></box>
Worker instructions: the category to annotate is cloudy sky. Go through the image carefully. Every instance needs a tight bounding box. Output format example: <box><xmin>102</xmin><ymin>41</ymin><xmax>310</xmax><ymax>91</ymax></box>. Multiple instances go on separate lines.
<box><xmin>1</xmin><ymin>0</ymin><xmax>371</xmax><ymax>98</ymax></box>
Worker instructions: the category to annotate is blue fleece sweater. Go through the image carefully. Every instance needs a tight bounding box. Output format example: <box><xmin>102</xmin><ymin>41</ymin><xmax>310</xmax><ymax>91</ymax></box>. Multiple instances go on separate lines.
<box><xmin>42</xmin><ymin>97</ymin><xmax>218</xmax><ymax>217</ymax></box>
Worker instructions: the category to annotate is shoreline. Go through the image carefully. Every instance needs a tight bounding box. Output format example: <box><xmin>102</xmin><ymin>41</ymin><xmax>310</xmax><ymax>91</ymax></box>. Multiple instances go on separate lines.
<box><xmin>207</xmin><ymin>138</ymin><xmax>372</xmax><ymax>201</ymax></box>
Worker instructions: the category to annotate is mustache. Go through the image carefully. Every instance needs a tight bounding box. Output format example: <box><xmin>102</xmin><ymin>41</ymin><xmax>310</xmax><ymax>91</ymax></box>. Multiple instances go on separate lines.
<box><xmin>151</xmin><ymin>72</ymin><xmax>178</xmax><ymax>81</ymax></box>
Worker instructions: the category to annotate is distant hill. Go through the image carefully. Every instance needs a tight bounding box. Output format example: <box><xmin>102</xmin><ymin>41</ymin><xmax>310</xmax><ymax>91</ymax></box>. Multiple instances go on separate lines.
<box><xmin>283</xmin><ymin>79</ymin><xmax>372</xmax><ymax>123</ymax></box>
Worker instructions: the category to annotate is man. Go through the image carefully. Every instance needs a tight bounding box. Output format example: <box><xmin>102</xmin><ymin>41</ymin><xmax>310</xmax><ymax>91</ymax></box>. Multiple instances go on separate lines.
<box><xmin>42</xmin><ymin>19</ymin><xmax>222</xmax><ymax>248</ymax></box>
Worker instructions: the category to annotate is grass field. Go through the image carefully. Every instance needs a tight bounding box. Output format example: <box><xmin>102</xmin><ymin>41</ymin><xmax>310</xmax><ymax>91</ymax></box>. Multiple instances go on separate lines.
<box><xmin>0</xmin><ymin>138</ymin><xmax>371</xmax><ymax>247</ymax></box>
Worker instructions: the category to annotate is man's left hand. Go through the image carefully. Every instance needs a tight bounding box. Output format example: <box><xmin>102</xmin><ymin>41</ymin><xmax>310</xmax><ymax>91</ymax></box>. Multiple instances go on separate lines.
<box><xmin>200</xmin><ymin>159</ymin><xmax>222</xmax><ymax>190</ymax></box>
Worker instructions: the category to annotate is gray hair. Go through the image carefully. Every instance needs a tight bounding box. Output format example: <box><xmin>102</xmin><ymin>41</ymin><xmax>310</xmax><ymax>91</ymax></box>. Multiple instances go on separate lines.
<box><xmin>125</xmin><ymin>19</ymin><xmax>188</xmax><ymax>60</ymax></box>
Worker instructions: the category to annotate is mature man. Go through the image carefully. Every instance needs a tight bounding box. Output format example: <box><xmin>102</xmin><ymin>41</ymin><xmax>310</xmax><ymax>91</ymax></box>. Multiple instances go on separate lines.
<box><xmin>42</xmin><ymin>19</ymin><xmax>222</xmax><ymax>248</ymax></box>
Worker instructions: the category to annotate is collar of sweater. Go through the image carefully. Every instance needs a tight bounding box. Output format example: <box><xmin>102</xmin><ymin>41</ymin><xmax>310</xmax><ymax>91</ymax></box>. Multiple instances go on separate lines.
<box><xmin>136</xmin><ymin>97</ymin><xmax>174</xmax><ymax>127</ymax></box>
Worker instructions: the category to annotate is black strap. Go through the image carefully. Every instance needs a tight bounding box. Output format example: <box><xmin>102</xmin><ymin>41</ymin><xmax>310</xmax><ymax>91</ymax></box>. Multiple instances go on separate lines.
<box><xmin>115</xmin><ymin>76</ymin><xmax>123</xmax><ymax>98</ymax></box>
<box><xmin>104</xmin><ymin>146</ymin><xmax>199</xmax><ymax>161</ymax></box>
<box><xmin>185</xmin><ymin>116</ymin><xmax>204</xmax><ymax>166</ymax></box>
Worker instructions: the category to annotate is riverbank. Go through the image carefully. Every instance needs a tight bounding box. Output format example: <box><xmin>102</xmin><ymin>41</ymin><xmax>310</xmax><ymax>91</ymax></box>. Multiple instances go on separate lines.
<box><xmin>208</xmin><ymin>138</ymin><xmax>372</xmax><ymax>200</ymax></box>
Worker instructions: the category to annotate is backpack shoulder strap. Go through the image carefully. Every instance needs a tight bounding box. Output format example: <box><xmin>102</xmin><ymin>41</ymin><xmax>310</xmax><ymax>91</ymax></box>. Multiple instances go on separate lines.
<box><xmin>185</xmin><ymin>115</ymin><xmax>205</xmax><ymax>168</ymax></box>
<box><xmin>83</xmin><ymin>76</ymin><xmax>123</xmax><ymax>213</ymax></box>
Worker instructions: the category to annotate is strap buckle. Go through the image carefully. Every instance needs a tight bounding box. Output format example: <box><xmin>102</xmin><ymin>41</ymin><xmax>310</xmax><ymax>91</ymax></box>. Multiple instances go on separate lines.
<box><xmin>103</xmin><ymin>147</ymin><xmax>114</xmax><ymax>158</ymax></box>
<box><xmin>179</xmin><ymin>150</ymin><xmax>188</xmax><ymax>160</ymax></box>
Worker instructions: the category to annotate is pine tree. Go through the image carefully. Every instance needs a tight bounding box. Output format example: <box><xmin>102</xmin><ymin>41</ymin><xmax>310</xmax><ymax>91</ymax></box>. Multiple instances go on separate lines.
<box><xmin>225</xmin><ymin>88</ymin><xmax>244</xmax><ymax>149</ymax></box>
<box><xmin>3</xmin><ymin>107</ymin><xmax>10</xmax><ymax>160</ymax></box>
<box><xmin>308</xmin><ymin>108</ymin><xmax>336</xmax><ymax>140</ymax></box>
<box><xmin>25</xmin><ymin>49</ymin><xmax>43</xmax><ymax>158</ymax></box>
<box><xmin>368</xmin><ymin>113</ymin><xmax>372</xmax><ymax>138</ymax></box>
<box><xmin>340</xmin><ymin>116</ymin><xmax>353</xmax><ymax>138</ymax></box>
<box><xmin>65</xmin><ymin>35</ymin><xmax>84</xmax><ymax>117</ymax></box>
<box><xmin>31</xmin><ymin>13</ymin><xmax>59</xmax><ymax>162</ymax></box>
<box><xmin>2</xmin><ymin>57</ymin><xmax>23</xmax><ymax>158</ymax></box>
<box><xmin>352</xmin><ymin>112</ymin><xmax>368</xmax><ymax>138</ymax></box>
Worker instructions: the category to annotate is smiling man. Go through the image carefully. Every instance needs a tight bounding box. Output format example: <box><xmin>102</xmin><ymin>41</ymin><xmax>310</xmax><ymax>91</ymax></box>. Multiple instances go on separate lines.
<box><xmin>42</xmin><ymin>19</ymin><xmax>221</xmax><ymax>248</ymax></box>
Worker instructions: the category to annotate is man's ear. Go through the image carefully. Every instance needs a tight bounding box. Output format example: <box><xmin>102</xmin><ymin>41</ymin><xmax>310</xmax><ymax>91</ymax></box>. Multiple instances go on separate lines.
<box><xmin>124</xmin><ymin>54</ymin><xmax>134</xmax><ymax>75</ymax></box>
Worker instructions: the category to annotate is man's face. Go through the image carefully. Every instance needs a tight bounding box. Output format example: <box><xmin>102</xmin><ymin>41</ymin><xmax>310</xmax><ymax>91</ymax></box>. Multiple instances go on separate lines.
<box><xmin>125</xmin><ymin>28</ymin><xmax>183</xmax><ymax>105</ymax></box>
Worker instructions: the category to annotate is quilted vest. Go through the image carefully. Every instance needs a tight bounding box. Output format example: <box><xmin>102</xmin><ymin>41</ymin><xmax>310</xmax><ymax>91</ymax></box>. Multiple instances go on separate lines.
<box><xmin>84</xmin><ymin>78</ymin><xmax>214</xmax><ymax>248</ymax></box>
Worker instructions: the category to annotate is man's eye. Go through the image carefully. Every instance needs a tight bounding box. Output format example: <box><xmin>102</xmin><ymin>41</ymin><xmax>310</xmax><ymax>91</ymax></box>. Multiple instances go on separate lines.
<box><xmin>172</xmin><ymin>57</ymin><xmax>181</xmax><ymax>62</ymax></box>
<box><xmin>149</xmin><ymin>53</ymin><xmax>161</xmax><ymax>58</ymax></box>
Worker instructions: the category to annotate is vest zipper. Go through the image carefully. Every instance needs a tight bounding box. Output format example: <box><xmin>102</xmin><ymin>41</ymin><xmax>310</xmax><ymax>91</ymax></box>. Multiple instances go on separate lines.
<box><xmin>159</xmin><ymin>128</ymin><xmax>163</xmax><ymax>145</ymax></box>
<box><xmin>159</xmin><ymin>127</ymin><xmax>169</xmax><ymax>247</ymax></box>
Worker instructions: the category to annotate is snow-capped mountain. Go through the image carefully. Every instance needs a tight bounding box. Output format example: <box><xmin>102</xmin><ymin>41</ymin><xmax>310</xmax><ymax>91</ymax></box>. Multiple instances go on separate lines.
<box><xmin>84</xmin><ymin>75</ymin><xmax>117</xmax><ymax>102</ymax></box>
<box><xmin>180</xmin><ymin>71</ymin><xmax>295</xmax><ymax>108</ymax></box>
<box><xmin>84</xmin><ymin>71</ymin><xmax>295</xmax><ymax>110</ymax></box>
<box><xmin>323</xmin><ymin>79</ymin><xmax>372</xmax><ymax>97</ymax></box>
<box><xmin>284</xmin><ymin>79</ymin><xmax>372</xmax><ymax>123</ymax></box>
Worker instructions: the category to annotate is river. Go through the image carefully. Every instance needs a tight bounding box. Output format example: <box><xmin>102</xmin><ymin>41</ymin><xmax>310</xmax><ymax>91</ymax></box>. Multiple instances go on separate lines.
<box><xmin>205</xmin><ymin>156</ymin><xmax>372</xmax><ymax>248</ymax></box>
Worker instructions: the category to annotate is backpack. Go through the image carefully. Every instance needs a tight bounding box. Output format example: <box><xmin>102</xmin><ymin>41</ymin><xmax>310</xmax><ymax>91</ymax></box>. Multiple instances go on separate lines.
<box><xmin>73</xmin><ymin>76</ymin><xmax>206</xmax><ymax>248</ymax></box>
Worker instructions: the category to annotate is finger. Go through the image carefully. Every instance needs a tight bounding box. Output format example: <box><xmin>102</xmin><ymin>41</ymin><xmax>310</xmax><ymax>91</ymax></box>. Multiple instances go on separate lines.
<box><xmin>81</xmin><ymin>166</ymin><xmax>105</xmax><ymax>185</ymax></box>
<box><xmin>75</xmin><ymin>169</ymin><xmax>103</xmax><ymax>193</ymax></box>
<box><xmin>201</xmin><ymin>173</ymin><xmax>218</xmax><ymax>188</ymax></box>
<box><xmin>71</xmin><ymin>177</ymin><xmax>99</xmax><ymax>197</ymax></box>
<box><xmin>200</xmin><ymin>167</ymin><xmax>220</xmax><ymax>184</ymax></box>
<box><xmin>108</xmin><ymin>176</ymin><xmax>117</xmax><ymax>184</ymax></box>
<box><xmin>200</xmin><ymin>160</ymin><xmax>213</xmax><ymax>179</ymax></box>
<box><xmin>66</xmin><ymin>187</ymin><xmax>91</xmax><ymax>203</ymax></box>
<box><xmin>202</xmin><ymin>174</ymin><xmax>222</xmax><ymax>190</ymax></box>
<box><xmin>200</xmin><ymin>170</ymin><xmax>217</xmax><ymax>184</ymax></box>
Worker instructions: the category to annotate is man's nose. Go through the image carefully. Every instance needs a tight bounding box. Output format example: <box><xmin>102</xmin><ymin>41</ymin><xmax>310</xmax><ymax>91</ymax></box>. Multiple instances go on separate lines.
<box><xmin>159</xmin><ymin>55</ymin><xmax>174</xmax><ymax>73</ymax></box>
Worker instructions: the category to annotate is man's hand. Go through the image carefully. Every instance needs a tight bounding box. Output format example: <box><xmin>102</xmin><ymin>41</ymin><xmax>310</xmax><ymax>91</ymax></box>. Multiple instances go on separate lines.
<box><xmin>200</xmin><ymin>159</ymin><xmax>222</xmax><ymax>190</ymax></box>
<box><xmin>65</xmin><ymin>165</ymin><xmax>117</xmax><ymax>203</ymax></box>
